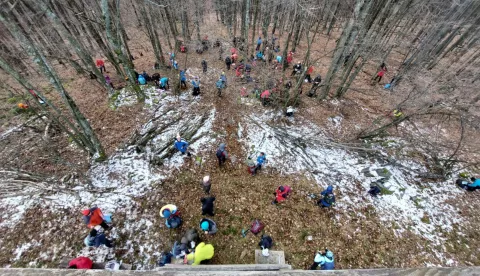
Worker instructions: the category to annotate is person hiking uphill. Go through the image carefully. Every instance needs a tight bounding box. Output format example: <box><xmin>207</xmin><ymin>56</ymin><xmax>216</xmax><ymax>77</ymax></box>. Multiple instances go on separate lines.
<box><xmin>317</xmin><ymin>185</ymin><xmax>336</xmax><ymax>208</ymax></box>
<box><xmin>216</xmin><ymin>143</ymin><xmax>228</xmax><ymax>167</ymax></box>
<box><xmin>216</xmin><ymin>78</ymin><xmax>225</xmax><ymax>97</ymax></box>
<box><xmin>192</xmin><ymin>78</ymin><xmax>201</xmax><ymax>96</ymax></box>
<box><xmin>202</xmin><ymin>175</ymin><xmax>211</xmax><ymax>194</ymax></box>
<box><xmin>201</xmin><ymin>60</ymin><xmax>208</xmax><ymax>73</ymax></box>
<box><xmin>256</xmin><ymin>37</ymin><xmax>262</xmax><ymax>51</ymax></box>
<box><xmin>225</xmin><ymin>56</ymin><xmax>232</xmax><ymax>70</ymax></box>
<box><xmin>180</xmin><ymin>70</ymin><xmax>187</xmax><ymax>89</ymax></box>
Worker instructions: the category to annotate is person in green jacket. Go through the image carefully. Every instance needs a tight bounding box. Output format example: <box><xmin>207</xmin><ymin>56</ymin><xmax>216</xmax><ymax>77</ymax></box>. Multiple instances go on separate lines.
<box><xmin>186</xmin><ymin>242</ymin><xmax>214</xmax><ymax>265</ymax></box>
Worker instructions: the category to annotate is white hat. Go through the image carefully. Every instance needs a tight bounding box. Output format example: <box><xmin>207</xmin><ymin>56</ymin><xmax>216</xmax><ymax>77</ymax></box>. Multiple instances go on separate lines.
<box><xmin>203</xmin><ymin>176</ymin><xmax>210</xmax><ymax>182</ymax></box>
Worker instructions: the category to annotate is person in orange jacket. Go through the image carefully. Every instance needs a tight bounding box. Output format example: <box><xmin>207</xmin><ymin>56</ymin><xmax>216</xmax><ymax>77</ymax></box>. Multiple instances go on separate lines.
<box><xmin>82</xmin><ymin>206</ymin><xmax>109</xmax><ymax>230</ymax></box>
<box><xmin>272</xmin><ymin>185</ymin><xmax>291</xmax><ymax>204</ymax></box>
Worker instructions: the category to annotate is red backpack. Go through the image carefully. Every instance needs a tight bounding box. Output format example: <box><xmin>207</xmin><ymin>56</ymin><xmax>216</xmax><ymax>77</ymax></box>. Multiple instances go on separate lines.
<box><xmin>250</xmin><ymin>219</ymin><xmax>265</xmax><ymax>235</ymax></box>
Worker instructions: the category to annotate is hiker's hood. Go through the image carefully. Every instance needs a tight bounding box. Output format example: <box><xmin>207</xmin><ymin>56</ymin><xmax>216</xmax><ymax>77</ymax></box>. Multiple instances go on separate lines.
<box><xmin>219</xmin><ymin>143</ymin><xmax>226</xmax><ymax>151</ymax></box>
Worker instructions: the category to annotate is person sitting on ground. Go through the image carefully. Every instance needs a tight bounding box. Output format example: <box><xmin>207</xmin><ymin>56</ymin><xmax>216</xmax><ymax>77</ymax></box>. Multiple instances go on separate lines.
<box><xmin>310</xmin><ymin>249</ymin><xmax>335</xmax><ymax>270</ymax></box>
<box><xmin>258</xmin><ymin>234</ymin><xmax>273</xmax><ymax>257</ymax></box>
<box><xmin>216</xmin><ymin>143</ymin><xmax>228</xmax><ymax>167</ymax></box>
<box><xmin>200</xmin><ymin>218</ymin><xmax>218</xmax><ymax>235</ymax></box>
<box><xmin>285</xmin><ymin>80</ymin><xmax>292</xmax><ymax>90</ymax></box>
<box><xmin>180</xmin><ymin>44</ymin><xmax>186</xmax><ymax>53</ymax></box>
<box><xmin>68</xmin><ymin>257</ymin><xmax>93</xmax><ymax>269</ymax></box>
<box><xmin>368</xmin><ymin>184</ymin><xmax>381</xmax><ymax>197</ymax></box>
<box><xmin>180</xmin><ymin>70</ymin><xmax>187</xmax><ymax>89</ymax></box>
<box><xmin>202</xmin><ymin>175</ymin><xmax>211</xmax><ymax>194</ymax></box>
<box><xmin>201</xmin><ymin>196</ymin><xmax>216</xmax><ymax>216</ymax></box>
<box><xmin>260</xmin><ymin>90</ymin><xmax>271</xmax><ymax>106</ymax></box>
<box><xmin>84</xmin><ymin>227</ymin><xmax>113</xmax><ymax>248</ymax></box>
<box><xmin>272</xmin><ymin>185</ymin><xmax>292</xmax><ymax>204</ymax></box>
<box><xmin>292</xmin><ymin>62</ymin><xmax>302</xmax><ymax>76</ymax></box>
<box><xmin>186</xmin><ymin>242</ymin><xmax>214</xmax><ymax>265</ymax></box>
<box><xmin>161</xmin><ymin>204</ymin><xmax>182</xmax><ymax>229</ymax></box>
<box><xmin>317</xmin><ymin>185</ymin><xmax>335</xmax><ymax>208</ymax></box>
<box><xmin>160</xmin><ymin>204</ymin><xmax>178</xmax><ymax>218</ymax></box>
<box><xmin>160</xmin><ymin>77</ymin><xmax>169</xmax><ymax>90</ymax></box>
<box><xmin>138</xmin><ymin>74</ymin><xmax>147</xmax><ymax>85</ymax></box>
<box><xmin>192</xmin><ymin>78</ymin><xmax>201</xmax><ymax>96</ymax></box>
<box><xmin>174</xmin><ymin>134</ymin><xmax>190</xmax><ymax>156</ymax></box>
<box><xmin>82</xmin><ymin>206</ymin><xmax>109</xmax><ymax>230</ymax></box>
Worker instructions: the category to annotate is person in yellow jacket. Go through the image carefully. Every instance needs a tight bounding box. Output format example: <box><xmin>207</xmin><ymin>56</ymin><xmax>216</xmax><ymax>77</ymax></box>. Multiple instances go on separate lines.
<box><xmin>186</xmin><ymin>242</ymin><xmax>214</xmax><ymax>265</ymax></box>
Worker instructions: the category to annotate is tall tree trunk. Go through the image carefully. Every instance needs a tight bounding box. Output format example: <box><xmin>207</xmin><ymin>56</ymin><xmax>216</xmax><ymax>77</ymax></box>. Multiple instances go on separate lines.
<box><xmin>101</xmin><ymin>0</ymin><xmax>143</xmax><ymax>101</ymax></box>
<box><xmin>0</xmin><ymin>11</ymin><xmax>106</xmax><ymax>159</ymax></box>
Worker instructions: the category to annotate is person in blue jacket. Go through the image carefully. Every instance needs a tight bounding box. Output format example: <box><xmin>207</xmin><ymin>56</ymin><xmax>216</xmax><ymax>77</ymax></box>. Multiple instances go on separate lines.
<box><xmin>84</xmin><ymin>228</ymin><xmax>113</xmax><ymax>248</ymax></box>
<box><xmin>180</xmin><ymin>70</ymin><xmax>187</xmax><ymax>89</ymax></box>
<box><xmin>252</xmin><ymin>152</ymin><xmax>266</xmax><ymax>175</ymax></box>
<box><xmin>192</xmin><ymin>78</ymin><xmax>201</xmax><ymax>96</ymax></box>
<box><xmin>220</xmin><ymin>72</ymin><xmax>227</xmax><ymax>86</ymax></box>
<box><xmin>256</xmin><ymin>37</ymin><xmax>262</xmax><ymax>51</ymax></box>
<box><xmin>160</xmin><ymin>77</ymin><xmax>169</xmax><ymax>90</ymax></box>
<box><xmin>318</xmin><ymin>185</ymin><xmax>335</xmax><ymax>208</ymax></box>
<box><xmin>467</xmin><ymin>177</ymin><xmax>480</xmax><ymax>191</ymax></box>
<box><xmin>216</xmin><ymin>78</ymin><xmax>225</xmax><ymax>97</ymax></box>
<box><xmin>310</xmin><ymin>249</ymin><xmax>334</xmax><ymax>270</ymax></box>
<box><xmin>138</xmin><ymin>74</ymin><xmax>146</xmax><ymax>85</ymax></box>
<box><xmin>174</xmin><ymin>134</ymin><xmax>190</xmax><ymax>156</ymax></box>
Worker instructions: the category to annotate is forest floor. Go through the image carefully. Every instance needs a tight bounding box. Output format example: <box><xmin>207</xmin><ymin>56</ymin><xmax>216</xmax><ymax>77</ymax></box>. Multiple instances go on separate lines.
<box><xmin>1</xmin><ymin>13</ymin><xmax>480</xmax><ymax>271</ymax></box>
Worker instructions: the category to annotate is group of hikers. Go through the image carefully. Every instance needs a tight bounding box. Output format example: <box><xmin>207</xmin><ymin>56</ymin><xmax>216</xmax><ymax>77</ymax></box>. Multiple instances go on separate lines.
<box><xmin>78</xmin><ymin>35</ymin><xmax>480</xmax><ymax>272</ymax></box>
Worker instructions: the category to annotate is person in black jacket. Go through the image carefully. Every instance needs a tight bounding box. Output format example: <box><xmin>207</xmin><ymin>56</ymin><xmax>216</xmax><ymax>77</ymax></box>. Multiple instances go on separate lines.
<box><xmin>201</xmin><ymin>196</ymin><xmax>216</xmax><ymax>216</ymax></box>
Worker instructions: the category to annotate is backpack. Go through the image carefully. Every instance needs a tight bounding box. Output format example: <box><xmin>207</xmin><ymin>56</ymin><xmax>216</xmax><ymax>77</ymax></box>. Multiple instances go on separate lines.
<box><xmin>323</xmin><ymin>193</ymin><xmax>334</xmax><ymax>205</ymax></box>
<box><xmin>216</xmin><ymin>149</ymin><xmax>225</xmax><ymax>160</ymax></box>
<box><xmin>225</xmin><ymin>57</ymin><xmax>231</xmax><ymax>64</ymax></box>
<box><xmin>250</xmin><ymin>219</ymin><xmax>265</xmax><ymax>235</ymax></box>
<box><xmin>168</xmin><ymin>216</ymin><xmax>182</xmax><ymax>229</ymax></box>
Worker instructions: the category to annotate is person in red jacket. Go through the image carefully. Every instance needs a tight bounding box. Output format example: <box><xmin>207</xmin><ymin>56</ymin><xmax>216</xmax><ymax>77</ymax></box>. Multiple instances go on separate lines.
<box><xmin>305</xmin><ymin>66</ymin><xmax>314</xmax><ymax>83</ymax></box>
<box><xmin>272</xmin><ymin>185</ymin><xmax>291</xmax><ymax>204</ymax></box>
<box><xmin>68</xmin><ymin>256</ymin><xmax>93</xmax><ymax>269</ymax></box>
<box><xmin>96</xmin><ymin>59</ymin><xmax>105</xmax><ymax>73</ymax></box>
<box><xmin>287</xmin><ymin>51</ymin><xmax>293</xmax><ymax>65</ymax></box>
<box><xmin>373</xmin><ymin>68</ymin><xmax>387</xmax><ymax>83</ymax></box>
<box><xmin>82</xmin><ymin>206</ymin><xmax>108</xmax><ymax>230</ymax></box>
